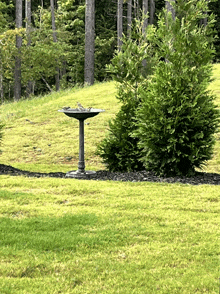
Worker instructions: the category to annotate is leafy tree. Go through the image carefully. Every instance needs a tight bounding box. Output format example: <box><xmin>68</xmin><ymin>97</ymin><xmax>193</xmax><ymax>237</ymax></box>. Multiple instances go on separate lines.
<box><xmin>97</xmin><ymin>20</ymin><xmax>157</xmax><ymax>172</ymax></box>
<box><xmin>135</xmin><ymin>0</ymin><xmax>220</xmax><ymax>176</ymax></box>
<box><xmin>0</xmin><ymin>0</ymin><xmax>12</xmax><ymax>101</ymax></box>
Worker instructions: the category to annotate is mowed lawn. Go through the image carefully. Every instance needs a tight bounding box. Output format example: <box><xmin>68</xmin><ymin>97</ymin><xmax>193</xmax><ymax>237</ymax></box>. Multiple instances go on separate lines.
<box><xmin>0</xmin><ymin>65</ymin><xmax>220</xmax><ymax>293</ymax></box>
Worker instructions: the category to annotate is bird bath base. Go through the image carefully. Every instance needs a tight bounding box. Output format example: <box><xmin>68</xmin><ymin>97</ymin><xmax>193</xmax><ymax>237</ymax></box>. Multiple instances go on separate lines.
<box><xmin>65</xmin><ymin>170</ymin><xmax>96</xmax><ymax>179</ymax></box>
<box><xmin>58</xmin><ymin>107</ymin><xmax>105</xmax><ymax>179</ymax></box>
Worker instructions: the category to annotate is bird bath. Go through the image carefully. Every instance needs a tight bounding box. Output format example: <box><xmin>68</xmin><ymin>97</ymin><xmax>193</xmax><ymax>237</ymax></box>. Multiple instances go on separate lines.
<box><xmin>58</xmin><ymin>107</ymin><xmax>105</xmax><ymax>178</ymax></box>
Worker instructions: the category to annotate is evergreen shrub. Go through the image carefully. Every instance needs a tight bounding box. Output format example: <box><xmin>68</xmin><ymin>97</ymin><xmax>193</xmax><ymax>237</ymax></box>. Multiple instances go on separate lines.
<box><xmin>96</xmin><ymin>22</ymin><xmax>157</xmax><ymax>172</ymax></box>
<box><xmin>135</xmin><ymin>0</ymin><xmax>220</xmax><ymax>176</ymax></box>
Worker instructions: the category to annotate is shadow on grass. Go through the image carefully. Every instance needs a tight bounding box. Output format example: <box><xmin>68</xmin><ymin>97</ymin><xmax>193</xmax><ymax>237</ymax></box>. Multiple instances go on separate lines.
<box><xmin>0</xmin><ymin>214</ymin><xmax>101</xmax><ymax>252</ymax></box>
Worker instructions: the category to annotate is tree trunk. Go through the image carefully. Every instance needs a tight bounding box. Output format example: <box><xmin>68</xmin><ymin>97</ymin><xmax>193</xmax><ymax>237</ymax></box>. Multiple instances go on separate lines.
<box><xmin>84</xmin><ymin>0</ymin><xmax>95</xmax><ymax>85</ymax></box>
<box><xmin>134</xmin><ymin>0</ymin><xmax>140</xmax><ymax>20</ymax></box>
<box><xmin>25</xmin><ymin>0</ymin><xmax>31</xmax><ymax>34</ymax></box>
<box><xmin>127</xmin><ymin>0</ymin><xmax>132</xmax><ymax>36</ymax></box>
<box><xmin>142</xmin><ymin>0</ymin><xmax>148</xmax><ymax>34</ymax></box>
<box><xmin>25</xmin><ymin>0</ymin><xmax>34</xmax><ymax>96</ymax></box>
<box><xmin>166</xmin><ymin>0</ymin><xmax>175</xmax><ymax>20</ymax></box>
<box><xmin>117</xmin><ymin>0</ymin><xmax>123</xmax><ymax>51</ymax></box>
<box><xmin>150</xmin><ymin>0</ymin><xmax>155</xmax><ymax>25</ymax></box>
<box><xmin>0</xmin><ymin>57</ymin><xmax>3</xmax><ymax>103</ymax></box>
<box><xmin>201</xmin><ymin>0</ymin><xmax>208</xmax><ymax>27</ymax></box>
<box><xmin>14</xmin><ymin>0</ymin><xmax>22</xmax><ymax>101</ymax></box>
<box><xmin>50</xmin><ymin>0</ymin><xmax>60</xmax><ymax>91</ymax></box>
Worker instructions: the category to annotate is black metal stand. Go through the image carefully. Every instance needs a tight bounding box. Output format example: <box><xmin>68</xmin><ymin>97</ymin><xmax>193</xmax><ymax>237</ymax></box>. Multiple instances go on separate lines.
<box><xmin>65</xmin><ymin>118</ymin><xmax>96</xmax><ymax>179</ymax></box>
<box><xmin>58</xmin><ymin>107</ymin><xmax>104</xmax><ymax>179</ymax></box>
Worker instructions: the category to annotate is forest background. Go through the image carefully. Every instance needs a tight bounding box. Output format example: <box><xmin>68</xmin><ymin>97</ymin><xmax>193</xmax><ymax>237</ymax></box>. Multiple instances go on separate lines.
<box><xmin>0</xmin><ymin>0</ymin><xmax>220</xmax><ymax>102</ymax></box>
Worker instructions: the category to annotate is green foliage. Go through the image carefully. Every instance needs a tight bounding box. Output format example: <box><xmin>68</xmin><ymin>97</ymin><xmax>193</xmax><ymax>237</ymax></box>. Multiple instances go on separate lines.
<box><xmin>0</xmin><ymin>1</ymin><xmax>13</xmax><ymax>33</ymax></box>
<box><xmin>97</xmin><ymin>21</ymin><xmax>157</xmax><ymax>172</ymax></box>
<box><xmin>0</xmin><ymin>0</ymin><xmax>117</xmax><ymax>100</ymax></box>
<box><xmin>135</xmin><ymin>0</ymin><xmax>220</xmax><ymax>177</ymax></box>
<box><xmin>21</xmin><ymin>26</ymin><xmax>72</xmax><ymax>86</ymax></box>
<box><xmin>97</xmin><ymin>103</ymin><xmax>144</xmax><ymax>172</ymax></box>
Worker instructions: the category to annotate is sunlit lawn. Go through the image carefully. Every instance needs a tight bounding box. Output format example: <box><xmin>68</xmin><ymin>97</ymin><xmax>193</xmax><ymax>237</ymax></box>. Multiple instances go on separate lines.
<box><xmin>0</xmin><ymin>176</ymin><xmax>219</xmax><ymax>293</ymax></box>
<box><xmin>0</xmin><ymin>66</ymin><xmax>220</xmax><ymax>293</ymax></box>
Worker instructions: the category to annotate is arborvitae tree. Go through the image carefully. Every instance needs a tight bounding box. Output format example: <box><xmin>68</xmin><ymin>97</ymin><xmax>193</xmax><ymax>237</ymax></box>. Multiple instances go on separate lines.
<box><xmin>97</xmin><ymin>20</ymin><xmax>157</xmax><ymax>172</ymax></box>
<box><xmin>135</xmin><ymin>0</ymin><xmax>219</xmax><ymax>177</ymax></box>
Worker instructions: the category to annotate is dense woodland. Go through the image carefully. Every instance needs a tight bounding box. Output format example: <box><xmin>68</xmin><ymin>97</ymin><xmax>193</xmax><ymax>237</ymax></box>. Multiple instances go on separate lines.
<box><xmin>0</xmin><ymin>0</ymin><xmax>219</xmax><ymax>101</ymax></box>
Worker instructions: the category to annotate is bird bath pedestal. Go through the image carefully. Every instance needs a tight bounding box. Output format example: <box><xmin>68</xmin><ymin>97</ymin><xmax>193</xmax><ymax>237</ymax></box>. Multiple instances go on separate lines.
<box><xmin>58</xmin><ymin>108</ymin><xmax>105</xmax><ymax>178</ymax></box>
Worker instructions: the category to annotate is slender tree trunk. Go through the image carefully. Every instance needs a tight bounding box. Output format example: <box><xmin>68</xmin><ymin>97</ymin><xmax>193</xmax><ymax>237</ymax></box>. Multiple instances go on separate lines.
<box><xmin>150</xmin><ymin>0</ymin><xmax>155</xmax><ymax>25</ymax></box>
<box><xmin>50</xmin><ymin>0</ymin><xmax>60</xmax><ymax>91</ymax></box>
<box><xmin>201</xmin><ymin>1</ymin><xmax>208</xmax><ymax>27</ymax></box>
<box><xmin>165</xmin><ymin>0</ymin><xmax>175</xmax><ymax>64</ymax></box>
<box><xmin>200</xmin><ymin>16</ymin><xmax>207</xmax><ymax>26</ymax></box>
<box><xmin>134</xmin><ymin>0</ymin><xmax>140</xmax><ymax>20</ymax></box>
<box><xmin>142</xmin><ymin>0</ymin><xmax>148</xmax><ymax>68</ymax></box>
<box><xmin>117</xmin><ymin>0</ymin><xmax>123</xmax><ymax>51</ymax></box>
<box><xmin>127</xmin><ymin>0</ymin><xmax>132</xmax><ymax>36</ymax></box>
<box><xmin>25</xmin><ymin>0</ymin><xmax>31</xmax><ymax>36</ymax></box>
<box><xmin>0</xmin><ymin>56</ymin><xmax>3</xmax><ymax>103</ymax></box>
<box><xmin>166</xmin><ymin>0</ymin><xmax>175</xmax><ymax>20</ymax></box>
<box><xmin>142</xmin><ymin>0</ymin><xmax>148</xmax><ymax>34</ymax></box>
<box><xmin>25</xmin><ymin>0</ymin><xmax>34</xmax><ymax>96</ymax></box>
<box><xmin>84</xmin><ymin>0</ymin><xmax>95</xmax><ymax>85</ymax></box>
<box><xmin>14</xmin><ymin>0</ymin><xmax>22</xmax><ymax>101</ymax></box>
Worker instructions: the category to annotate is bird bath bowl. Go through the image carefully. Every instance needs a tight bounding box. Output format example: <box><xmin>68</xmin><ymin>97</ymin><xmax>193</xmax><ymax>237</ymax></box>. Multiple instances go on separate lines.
<box><xmin>58</xmin><ymin>108</ymin><xmax>105</xmax><ymax>178</ymax></box>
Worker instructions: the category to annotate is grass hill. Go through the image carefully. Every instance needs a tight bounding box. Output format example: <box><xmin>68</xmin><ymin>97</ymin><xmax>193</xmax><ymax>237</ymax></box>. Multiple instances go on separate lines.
<box><xmin>0</xmin><ymin>65</ymin><xmax>220</xmax><ymax>174</ymax></box>
<box><xmin>0</xmin><ymin>66</ymin><xmax>219</xmax><ymax>293</ymax></box>
<box><xmin>0</xmin><ymin>81</ymin><xmax>118</xmax><ymax>173</ymax></box>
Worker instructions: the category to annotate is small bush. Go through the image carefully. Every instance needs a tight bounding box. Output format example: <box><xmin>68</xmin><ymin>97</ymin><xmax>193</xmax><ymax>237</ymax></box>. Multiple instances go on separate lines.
<box><xmin>135</xmin><ymin>0</ymin><xmax>220</xmax><ymax>176</ymax></box>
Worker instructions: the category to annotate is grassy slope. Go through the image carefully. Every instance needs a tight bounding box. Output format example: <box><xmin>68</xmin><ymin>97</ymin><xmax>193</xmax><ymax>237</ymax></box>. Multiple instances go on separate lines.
<box><xmin>0</xmin><ymin>66</ymin><xmax>219</xmax><ymax>293</ymax></box>
<box><xmin>0</xmin><ymin>66</ymin><xmax>220</xmax><ymax>173</ymax></box>
<box><xmin>0</xmin><ymin>81</ymin><xmax>118</xmax><ymax>172</ymax></box>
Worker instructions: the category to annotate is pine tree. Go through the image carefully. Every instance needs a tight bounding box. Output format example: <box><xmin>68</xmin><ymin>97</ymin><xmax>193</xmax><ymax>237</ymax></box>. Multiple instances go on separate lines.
<box><xmin>135</xmin><ymin>0</ymin><xmax>219</xmax><ymax>176</ymax></box>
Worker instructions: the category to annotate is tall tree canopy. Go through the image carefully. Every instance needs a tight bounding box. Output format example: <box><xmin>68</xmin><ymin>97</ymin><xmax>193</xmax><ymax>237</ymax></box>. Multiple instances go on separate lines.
<box><xmin>0</xmin><ymin>0</ymin><xmax>219</xmax><ymax>101</ymax></box>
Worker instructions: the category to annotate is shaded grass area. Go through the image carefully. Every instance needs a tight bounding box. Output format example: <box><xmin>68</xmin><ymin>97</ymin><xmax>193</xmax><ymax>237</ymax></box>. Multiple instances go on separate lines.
<box><xmin>0</xmin><ymin>176</ymin><xmax>219</xmax><ymax>293</ymax></box>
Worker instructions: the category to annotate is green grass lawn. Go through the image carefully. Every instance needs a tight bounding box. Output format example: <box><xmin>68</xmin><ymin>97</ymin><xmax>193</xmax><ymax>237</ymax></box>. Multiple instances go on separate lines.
<box><xmin>0</xmin><ymin>66</ymin><xmax>220</xmax><ymax>293</ymax></box>
<box><xmin>0</xmin><ymin>81</ymin><xmax>119</xmax><ymax>172</ymax></box>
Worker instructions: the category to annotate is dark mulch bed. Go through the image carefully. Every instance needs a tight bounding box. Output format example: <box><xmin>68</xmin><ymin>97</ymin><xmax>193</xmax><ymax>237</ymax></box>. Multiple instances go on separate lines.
<box><xmin>1</xmin><ymin>163</ymin><xmax>220</xmax><ymax>185</ymax></box>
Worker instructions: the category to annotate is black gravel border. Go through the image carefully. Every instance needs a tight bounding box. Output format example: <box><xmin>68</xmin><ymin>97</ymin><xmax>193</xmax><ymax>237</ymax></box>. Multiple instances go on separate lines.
<box><xmin>1</xmin><ymin>163</ymin><xmax>220</xmax><ymax>185</ymax></box>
